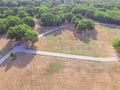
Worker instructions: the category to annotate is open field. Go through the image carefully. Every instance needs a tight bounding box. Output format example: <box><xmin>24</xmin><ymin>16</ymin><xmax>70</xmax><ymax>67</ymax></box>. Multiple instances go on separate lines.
<box><xmin>34</xmin><ymin>24</ymin><xmax>120</xmax><ymax>57</ymax></box>
<box><xmin>0</xmin><ymin>35</ymin><xmax>14</xmax><ymax>56</ymax></box>
<box><xmin>0</xmin><ymin>53</ymin><xmax>120</xmax><ymax>90</ymax></box>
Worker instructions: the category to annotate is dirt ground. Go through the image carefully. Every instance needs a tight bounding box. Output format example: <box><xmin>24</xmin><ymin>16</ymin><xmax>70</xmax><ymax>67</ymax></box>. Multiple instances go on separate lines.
<box><xmin>0</xmin><ymin>35</ymin><xmax>14</xmax><ymax>55</ymax></box>
<box><xmin>34</xmin><ymin>24</ymin><xmax>120</xmax><ymax>57</ymax></box>
<box><xmin>0</xmin><ymin>53</ymin><xmax>120</xmax><ymax>90</ymax></box>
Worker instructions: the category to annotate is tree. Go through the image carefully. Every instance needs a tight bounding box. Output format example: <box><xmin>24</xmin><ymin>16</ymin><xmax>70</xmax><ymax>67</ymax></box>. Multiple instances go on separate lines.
<box><xmin>0</xmin><ymin>19</ymin><xmax>8</xmax><ymax>35</ymax></box>
<box><xmin>24</xmin><ymin>30</ymin><xmax>38</xmax><ymax>45</ymax></box>
<box><xmin>41</xmin><ymin>13</ymin><xmax>62</xmax><ymax>26</ymax></box>
<box><xmin>63</xmin><ymin>13</ymin><xmax>73</xmax><ymax>22</ymax></box>
<box><xmin>36</xmin><ymin>5</ymin><xmax>49</xmax><ymax>14</ymax></box>
<box><xmin>54</xmin><ymin>15</ymin><xmax>62</xmax><ymax>25</ymax></box>
<box><xmin>113</xmin><ymin>39</ymin><xmax>120</xmax><ymax>53</ymax></box>
<box><xmin>7</xmin><ymin>24</ymin><xmax>38</xmax><ymax>42</ymax></box>
<box><xmin>24</xmin><ymin>6</ymin><xmax>36</xmax><ymax>16</ymax></box>
<box><xmin>84</xmin><ymin>20</ymin><xmax>95</xmax><ymax>30</ymax></box>
<box><xmin>76</xmin><ymin>20</ymin><xmax>87</xmax><ymax>31</ymax></box>
<box><xmin>17</xmin><ymin>10</ymin><xmax>28</xmax><ymax>18</ymax></box>
<box><xmin>7</xmin><ymin>16</ymin><xmax>22</xmax><ymax>28</ymax></box>
<box><xmin>23</xmin><ymin>16</ymin><xmax>35</xmax><ymax>27</ymax></box>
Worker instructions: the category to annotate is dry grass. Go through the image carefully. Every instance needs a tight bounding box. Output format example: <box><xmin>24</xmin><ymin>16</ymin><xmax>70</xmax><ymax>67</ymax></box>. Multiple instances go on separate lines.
<box><xmin>0</xmin><ymin>35</ymin><xmax>14</xmax><ymax>55</ymax></box>
<box><xmin>34</xmin><ymin>24</ymin><xmax>120</xmax><ymax>57</ymax></box>
<box><xmin>0</xmin><ymin>53</ymin><xmax>120</xmax><ymax>90</ymax></box>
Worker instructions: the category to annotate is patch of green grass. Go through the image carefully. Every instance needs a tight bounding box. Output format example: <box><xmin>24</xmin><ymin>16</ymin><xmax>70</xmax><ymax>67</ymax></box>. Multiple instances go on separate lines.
<box><xmin>47</xmin><ymin>63</ymin><xmax>63</xmax><ymax>73</ymax></box>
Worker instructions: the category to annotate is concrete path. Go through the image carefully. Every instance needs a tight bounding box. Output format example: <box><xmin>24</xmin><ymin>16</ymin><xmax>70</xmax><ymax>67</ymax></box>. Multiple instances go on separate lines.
<box><xmin>38</xmin><ymin>25</ymin><xmax>70</xmax><ymax>38</ymax></box>
<box><xmin>96</xmin><ymin>22</ymin><xmax>120</xmax><ymax>28</ymax></box>
<box><xmin>0</xmin><ymin>40</ymin><xmax>118</xmax><ymax>65</ymax></box>
<box><xmin>0</xmin><ymin>51</ymin><xmax>12</xmax><ymax>64</ymax></box>
<box><xmin>14</xmin><ymin>49</ymin><xmax>118</xmax><ymax>62</ymax></box>
<box><xmin>12</xmin><ymin>43</ymin><xmax>118</xmax><ymax>62</ymax></box>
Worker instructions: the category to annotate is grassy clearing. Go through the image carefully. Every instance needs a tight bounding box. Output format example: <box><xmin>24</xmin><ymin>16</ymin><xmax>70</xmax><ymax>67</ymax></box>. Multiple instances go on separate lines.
<box><xmin>0</xmin><ymin>53</ymin><xmax>120</xmax><ymax>90</ymax></box>
<box><xmin>35</xmin><ymin>24</ymin><xmax>120</xmax><ymax>57</ymax></box>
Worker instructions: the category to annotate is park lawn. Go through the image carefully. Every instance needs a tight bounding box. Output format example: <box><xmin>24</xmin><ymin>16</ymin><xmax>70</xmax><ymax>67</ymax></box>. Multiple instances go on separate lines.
<box><xmin>0</xmin><ymin>35</ymin><xmax>14</xmax><ymax>56</ymax></box>
<box><xmin>0</xmin><ymin>53</ymin><xmax>120</xmax><ymax>90</ymax></box>
<box><xmin>34</xmin><ymin>24</ymin><xmax>120</xmax><ymax>57</ymax></box>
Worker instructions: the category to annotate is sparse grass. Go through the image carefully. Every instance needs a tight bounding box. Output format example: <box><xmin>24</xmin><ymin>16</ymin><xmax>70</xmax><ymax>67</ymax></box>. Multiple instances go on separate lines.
<box><xmin>47</xmin><ymin>63</ymin><xmax>63</xmax><ymax>73</ymax></box>
<box><xmin>0</xmin><ymin>53</ymin><xmax>120</xmax><ymax>90</ymax></box>
<box><xmin>0</xmin><ymin>35</ymin><xmax>14</xmax><ymax>56</ymax></box>
<box><xmin>35</xmin><ymin>24</ymin><xmax>120</xmax><ymax>57</ymax></box>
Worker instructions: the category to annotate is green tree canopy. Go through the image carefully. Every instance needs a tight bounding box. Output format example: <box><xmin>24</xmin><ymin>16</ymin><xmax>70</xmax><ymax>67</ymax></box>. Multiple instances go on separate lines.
<box><xmin>7</xmin><ymin>16</ymin><xmax>22</xmax><ymax>28</ymax></box>
<box><xmin>23</xmin><ymin>16</ymin><xmax>35</xmax><ymax>27</ymax></box>
<box><xmin>41</xmin><ymin>13</ymin><xmax>62</xmax><ymax>26</ymax></box>
<box><xmin>17</xmin><ymin>10</ymin><xmax>28</xmax><ymax>18</ymax></box>
<box><xmin>113</xmin><ymin>39</ymin><xmax>120</xmax><ymax>53</ymax></box>
<box><xmin>7</xmin><ymin>24</ymin><xmax>38</xmax><ymax>43</ymax></box>
<box><xmin>0</xmin><ymin>19</ymin><xmax>8</xmax><ymax>35</ymax></box>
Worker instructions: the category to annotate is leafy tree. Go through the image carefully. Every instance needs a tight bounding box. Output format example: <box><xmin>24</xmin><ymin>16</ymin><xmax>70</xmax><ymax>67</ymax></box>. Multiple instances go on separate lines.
<box><xmin>36</xmin><ymin>5</ymin><xmax>49</xmax><ymax>14</ymax></box>
<box><xmin>54</xmin><ymin>15</ymin><xmax>62</xmax><ymax>25</ymax></box>
<box><xmin>84</xmin><ymin>20</ymin><xmax>95</xmax><ymax>30</ymax></box>
<box><xmin>41</xmin><ymin>13</ymin><xmax>62</xmax><ymax>26</ymax></box>
<box><xmin>13</xmin><ymin>7</ymin><xmax>19</xmax><ymax>15</ymax></box>
<box><xmin>17</xmin><ymin>10</ymin><xmax>28</xmax><ymax>18</ymax></box>
<box><xmin>0</xmin><ymin>19</ymin><xmax>8</xmax><ymax>35</ymax></box>
<box><xmin>24</xmin><ymin>6</ymin><xmax>36</xmax><ymax>16</ymax></box>
<box><xmin>7</xmin><ymin>24</ymin><xmax>34</xmax><ymax>41</ymax></box>
<box><xmin>7</xmin><ymin>16</ymin><xmax>22</xmax><ymax>28</ymax></box>
<box><xmin>63</xmin><ymin>13</ymin><xmax>73</xmax><ymax>22</ymax></box>
<box><xmin>4</xmin><ymin>10</ymin><xmax>13</xmax><ymax>17</ymax></box>
<box><xmin>113</xmin><ymin>39</ymin><xmax>120</xmax><ymax>53</ymax></box>
<box><xmin>24</xmin><ymin>30</ymin><xmax>38</xmax><ymax>45</ymax></box>
<box><xmin>23</xmin><ymin>16</ymin><xmax>35</xmax><ymax>27</ymax></box>
<box><xmin>76</xmin><ymin>20</ymin><xmax>87</xmax><ymax>31</ymax></box>
<box><xmin>71</xmin><ymin>14</ymin><xmax>82</xmax><ymax>24</ymax></box>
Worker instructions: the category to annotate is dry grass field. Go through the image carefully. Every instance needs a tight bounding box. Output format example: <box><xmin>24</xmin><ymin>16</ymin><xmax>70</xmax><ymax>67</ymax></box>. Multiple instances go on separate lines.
<box><xmin>0</xmin><ymin>53</ymin><xmax>120</xmax><ymax>90</ymax></box>
<box><xmin>34</xmin><ymin>24</ymin><xmax>120</xmax><ymax>57</ymax></box>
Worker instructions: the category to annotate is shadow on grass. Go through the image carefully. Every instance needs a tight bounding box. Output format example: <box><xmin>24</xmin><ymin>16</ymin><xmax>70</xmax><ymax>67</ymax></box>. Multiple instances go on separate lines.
<box><xmin>73</xmin><ymin>29</ymin><xmax>98</xmax><ymax>43</ymax></box>
<box><xmin>42</xmin><ymin>25</ymin><xmax>98</xmax><ymax>43</ymax></box>
<box><xmin>0</xmin><ymin>52</ymin><xmax>35</xmax><ymax>72</ymax></box>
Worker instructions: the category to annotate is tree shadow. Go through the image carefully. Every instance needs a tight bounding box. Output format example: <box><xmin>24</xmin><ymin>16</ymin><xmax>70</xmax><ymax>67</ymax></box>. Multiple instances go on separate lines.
<box><xmin>116</xmin><ymin>53</ymin><xmax>120</xmax><ymax>62</ymax></box>
<box><xmin>0</xmin><ymin>52</ymin><xmax>35</xmax><ymax>72</ymax></box>
<box><xmin>41</xmin><ymin>25</ymin><xmax>98</xmax><ymax>43</ymax></box>
<box><xmin>73</xmin><ymin>29</ymin><xmax>98</xmax><ymax>43</ymax></box>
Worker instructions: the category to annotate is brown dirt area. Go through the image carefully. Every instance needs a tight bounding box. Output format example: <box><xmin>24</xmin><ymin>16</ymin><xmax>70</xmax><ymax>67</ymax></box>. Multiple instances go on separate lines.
<box><xmin>34</xmin><ymin>24</ymin><xmax>120</xmax><ymax>57</ymax></box>
<box><xmin>0</xmin><ymin>53</ymin><xmax>120</xmax><ymax>90</ymax></box>
<box><xmin>0</xmin><ymin>35</ymin><xmax>14</xmax><ymax>55</ymax></box>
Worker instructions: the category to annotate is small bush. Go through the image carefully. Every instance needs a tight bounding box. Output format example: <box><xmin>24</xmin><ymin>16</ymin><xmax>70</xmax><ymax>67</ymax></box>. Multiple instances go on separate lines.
<box><xmin>113</xmin><ymin>39</ymin><xmax>120</xmax><ymax>53</ymax></box>
<box><xmin>10</xmin><ymin>52</ymin><xmax>16</xmax><ymax>57</ymax></box>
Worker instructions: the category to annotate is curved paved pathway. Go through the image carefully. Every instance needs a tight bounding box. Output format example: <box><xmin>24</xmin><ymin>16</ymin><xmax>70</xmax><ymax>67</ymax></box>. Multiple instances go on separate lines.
<box><xmin>95</xmin><ymin>22</ymin><xmax>120</xmax><ymax>28</ymax></box>
<box><xmin>0</xmin><ymin>24</ymin><xmax>119</xmax><ymax>64</ymax></box>
<box><xmin>38</xmin><ymin>25</ymin><xmax>70</xmax><ymax>38</ymax></box>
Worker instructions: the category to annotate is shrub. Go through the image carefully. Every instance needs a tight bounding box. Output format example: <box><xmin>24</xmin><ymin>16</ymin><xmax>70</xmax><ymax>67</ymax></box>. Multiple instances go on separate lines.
<box><xmin>10</xmin><ymin>52</ymin><xmax>16</xmax><ymax>57</ymax></box>
<box><xmin>113</xmin><ymin>39</ymin><xmax>120</xmax><ymax>53</ymax></box>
